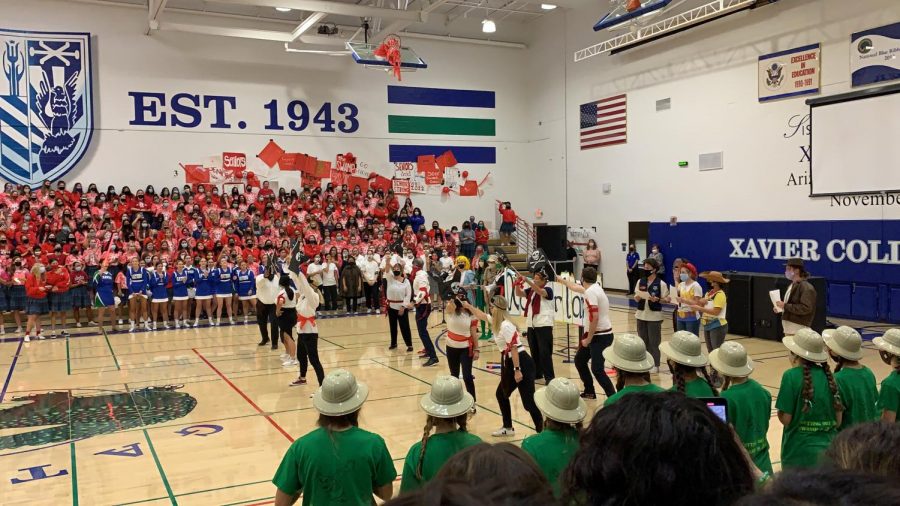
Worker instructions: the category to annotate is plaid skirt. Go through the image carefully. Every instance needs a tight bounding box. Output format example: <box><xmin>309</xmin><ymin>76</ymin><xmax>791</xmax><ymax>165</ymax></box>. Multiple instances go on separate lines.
<box><xmin>9</xmin><ymin>285</ymin><xmax>26</xmax><ymax>311</ymax></box>
<box><xmin>26</xmin><ymin>296</ymin><xmax>50</xmax><ymax>315</ymax></box>
<box><xmin>0</xmin><ymin>287</ymin><xmax>8</xmax><ymax>312</ymax></box>
<box><xmin>70</xmin><ymin>286</ymin><xmax>91</xmax><ymax>309</ymax></box>
<box><xmin>49</xmin><ymin>291</ymin><xmax>73</xmax><ymax>312</ymax></box>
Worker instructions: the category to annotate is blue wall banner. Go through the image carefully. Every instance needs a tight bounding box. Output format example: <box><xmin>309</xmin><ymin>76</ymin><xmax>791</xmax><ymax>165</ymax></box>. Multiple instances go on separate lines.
<box><xmin>851</xmin><ymin>21</ymin><xmax>900</xmax><ymax>87</ymax></box>
<box><xmin>650</xmin><ymin>220</ymin><xmax>900</xmax><ymax>322</ymax></box>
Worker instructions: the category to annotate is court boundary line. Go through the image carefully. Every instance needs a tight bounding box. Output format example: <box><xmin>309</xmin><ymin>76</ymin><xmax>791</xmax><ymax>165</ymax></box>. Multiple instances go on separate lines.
<box><xmin>142</xmin><ymin>428</ymin><xmax>178</xmax><ymax>505</ymax></box>
<box><xmin>192</xmin><ymin>348</ymin><xmax>295</xmax><ymax>442</ymax></box>
<box><xmin>66</xmin><ymin>332</ymin><xmax>72</xmax><ymax>375</ymax></box>
<box><xmin>0</xmin><ymin>338</ymin><xmax>24</xmax><ymax>402</ymax></box>
<box><xmin>69</xmin><ymin>440</ymin><xmax>79</xmax><ymax>506</ymax></box>
<box><xmin>102</xmin><ymin>327</ymin><xmax>121</xmax><ymax>370</ymax></box>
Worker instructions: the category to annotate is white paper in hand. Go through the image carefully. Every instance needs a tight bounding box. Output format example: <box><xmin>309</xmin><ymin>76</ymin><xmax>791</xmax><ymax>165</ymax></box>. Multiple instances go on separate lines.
<box><xmin>770</xmin><ymin>289</ymin><xmax>783</xmax><ymax>313</ymax></box>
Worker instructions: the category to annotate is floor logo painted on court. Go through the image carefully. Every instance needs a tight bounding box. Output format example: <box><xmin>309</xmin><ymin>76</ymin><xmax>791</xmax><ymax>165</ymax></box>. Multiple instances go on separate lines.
<box><xmin>0</xmin><ymin>385</ymin><xmax>196</xmax><ymax>450</ymax></box>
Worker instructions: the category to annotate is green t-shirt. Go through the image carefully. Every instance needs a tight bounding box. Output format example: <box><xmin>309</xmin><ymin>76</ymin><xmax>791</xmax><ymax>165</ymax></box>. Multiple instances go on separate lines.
<box><xmin>521</xmin><ymin>428</ymin><xmax>580</xmax><ymax>497</ymax></box>
<box><xmin>669</xmin><ymin>377</ymin><xmax>716</xmax><ymax>398</ymax></box>
<box><xmin>272</xmin><ymin>426</ymin><xmax>397</xmax><ymax>506</ymax></box>
<box><xmin>400</xmin><ymin>430</ymin><xmax>482</xmax><ymax>492</ymax></box>
<box><xmin>775</xmin><ymin>366</ymin><xmax>839</xmax><ymax>469</ymax></box>
<box><xmin>878</xmin><ymin>371</ymin><xmax>900</xmax><ymax>416</ymax></box>
<box><xmin>835</xmin><ymin>366</ymin><xmax>879</xmax><ymax>430</ymax></box>
<box><xmin>604</xmin><ymin>383</ymin><xmax>665</xmax><ymax>406</ymax></box>
<box><xmin>721</xmin><ymin>379</ymin><xmax>773</xmax><ymax>474</ymax></box>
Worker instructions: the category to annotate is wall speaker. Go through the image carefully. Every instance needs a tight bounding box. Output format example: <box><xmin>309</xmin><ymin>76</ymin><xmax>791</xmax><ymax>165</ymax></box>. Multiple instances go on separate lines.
<box><xmin>699</xmin><ymin>151</ymin><xmax>724</xmax><ymax>171</ymax></box>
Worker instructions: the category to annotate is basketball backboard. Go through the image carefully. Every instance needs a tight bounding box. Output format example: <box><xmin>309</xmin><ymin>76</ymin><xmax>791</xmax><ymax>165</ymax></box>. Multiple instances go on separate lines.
<box><xmin>346</xmin><ymin>42</ymin><xmax>427</xmax><ymax>69</ymax></box>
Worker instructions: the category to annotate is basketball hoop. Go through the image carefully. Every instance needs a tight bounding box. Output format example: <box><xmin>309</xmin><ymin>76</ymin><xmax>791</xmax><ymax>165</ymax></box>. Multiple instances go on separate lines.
<box><xmin>373</xmin><ymin>34</ymin><xmax>403</xmax><ymax>81</ymax></box>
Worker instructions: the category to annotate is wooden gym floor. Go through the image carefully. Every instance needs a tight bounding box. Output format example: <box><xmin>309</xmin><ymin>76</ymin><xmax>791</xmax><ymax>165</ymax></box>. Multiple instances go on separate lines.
<box><xmin>0</xmin><ymin>297</ymin><xmax>894</xmax><ymax>505</ymax></box>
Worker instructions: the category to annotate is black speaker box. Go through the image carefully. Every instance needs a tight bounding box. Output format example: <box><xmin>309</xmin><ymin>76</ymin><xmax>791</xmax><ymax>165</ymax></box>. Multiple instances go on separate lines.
<box><xmin>535</xmin><ymin>225</ymin><xmax>567</xmax><ymax>261</ymax></box>
<box><xmin>749</xmin><ymin>274</ymin><xmax>827</xmax><ymax>340</ymax></box>
<box><xmin>724</xmin><ymin>272</ymin><xmax>752</xmax><ymax>337</ymax></box>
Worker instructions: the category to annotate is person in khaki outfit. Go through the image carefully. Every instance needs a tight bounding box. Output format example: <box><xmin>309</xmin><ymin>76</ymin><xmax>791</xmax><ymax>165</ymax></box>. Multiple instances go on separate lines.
<box><xmin>776</xmin><ymin>258</ymin><xmax>817</xmax><ymax>336</ymax></box>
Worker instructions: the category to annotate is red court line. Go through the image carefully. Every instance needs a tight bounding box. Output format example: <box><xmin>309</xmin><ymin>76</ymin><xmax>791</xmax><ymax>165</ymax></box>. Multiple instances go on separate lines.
<box><xmin>191</xmin><ymin>348</ymin><xmax>295</xmax><ymax>442</ymax></box>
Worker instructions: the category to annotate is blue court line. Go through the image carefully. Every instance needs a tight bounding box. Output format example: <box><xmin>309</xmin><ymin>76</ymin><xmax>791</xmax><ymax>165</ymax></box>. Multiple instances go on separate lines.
<box><xmin>0</xmin><ymin>337</ymin><xmax>24</xmax><ymax>402</ymax></box>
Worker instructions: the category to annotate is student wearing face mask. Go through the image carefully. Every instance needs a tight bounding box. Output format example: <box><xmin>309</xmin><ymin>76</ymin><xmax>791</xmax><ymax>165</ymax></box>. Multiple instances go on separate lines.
<box><xmin>69</xmin><ymin>261</ymin><xmax>92</xmax><ymax>328</ymax></box>
<box><xmin>673</xmin><ymin>262</ymin><xmax>702</xmax><ymax>335</ymax></box>
<box><xmin>363</xmin><ymin>252</ymin><xmax>381</xmax><ymax>314</ymax></box>
<box><xmin>775</xmin><ymin>258</ymin><xmax>817</xmax><ymax>336</ymax></box>
<box><xmin>24</xmin><ymin>262</ymin><xmax>50</xmax><ymax>341</ymax></box>
<box><xmin>7</xmin><ymin>259</ymin><xmax>27</xmax><ymax>334</ymax></box>
<box><xmin>46</xmin><ymin>258</ymin><xmax>72</xmax><ymax>338</ymax></box>
<box><xmin>648</xmin><ymin>243</ymin><xmax>665</xmax><ymax>277</ymax></box>
<box><xmin>384</xmin><ymin>261</ymin><xmax>414</xmax><ymax>352</ymax></box>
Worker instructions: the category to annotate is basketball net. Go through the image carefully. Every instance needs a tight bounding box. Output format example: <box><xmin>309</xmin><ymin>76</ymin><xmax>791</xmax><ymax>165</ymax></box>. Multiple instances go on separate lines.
<box><xmin>373</xmin><ymin>34</ymin><xmax>403</xmax><ymax>81</ymax></box>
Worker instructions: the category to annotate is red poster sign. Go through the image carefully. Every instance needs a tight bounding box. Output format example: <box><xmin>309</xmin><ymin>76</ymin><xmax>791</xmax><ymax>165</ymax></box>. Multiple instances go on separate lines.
<box><xmin>436</xmin><ymin>150</ymin><xmax>458</xmax><ymax>170</ymax></box>
<box><xmin>257</xmin><ymin>140</ymin><xmax>285</xmax><ymax>168</ymax></box>
<box><xmin>417</xmin><ymin>154</ymin><xmax>436</xmax><ymax>174</ymax></box>
<box><xmin>459</xmin><ymin>180</ymin><xmax>478</xmax><ymax>197</ymax></box>
<box><xmin>183</xmin><ymin>164</ymin><xmax>209</xmax><ymax>184</ymax></box>
<box><xmin>278</xmin><ymin>153</ymin><xmax>301</xmax><ymax>171</ymax></box>
<box><xmin>392</xmin><ymin>178</ymin><xmax>410</xmax><ymax>196</ymax></box>
<box><xmin>223</xmin><ymin>152</ymin><xmax>247</xmax><ymax>178</ymax></box>
<box><xmin>369</xmin><ymin>174</ymin><xmax>392</xmax><ymax>192</ymax></box>
<box><xmin>329</xmin><ymin>169</ymin><xmax>347</xmax><ymax>186</ymax></box>
<box><xmin>348</xmin><ymin>176</ymin><xmax>369</xmax><ymax>193</ymax></box>
<box><xmin>424</xmin><ymin>166</ymin><xmax>443</xmax><ymax>186</ymax></box>
<box><xmin>314</xmin><ymin>160</ymin><xmax>331</xmax><ymax>178</ymax></box>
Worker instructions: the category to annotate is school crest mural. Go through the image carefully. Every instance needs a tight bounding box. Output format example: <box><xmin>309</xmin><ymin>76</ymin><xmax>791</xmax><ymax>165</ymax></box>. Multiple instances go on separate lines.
<box><xmin>0</xmin><ymin>28</ymin><xmax>93</xmax><ymax>188</ymax></box>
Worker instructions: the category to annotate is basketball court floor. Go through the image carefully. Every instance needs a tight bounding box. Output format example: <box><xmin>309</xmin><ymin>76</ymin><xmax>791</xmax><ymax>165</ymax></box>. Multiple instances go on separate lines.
<box><xmin>0</xmin><ymin>298</ymin><xmax>894</xmax><ymax>505</ymax></box>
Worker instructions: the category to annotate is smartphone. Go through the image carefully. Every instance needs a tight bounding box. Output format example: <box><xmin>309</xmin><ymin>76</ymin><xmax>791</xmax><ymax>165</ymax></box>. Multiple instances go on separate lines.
<box><xmin>699</xmin><ymin>397</ymin><xmax>728</xmax><ymax>423</ymax></box>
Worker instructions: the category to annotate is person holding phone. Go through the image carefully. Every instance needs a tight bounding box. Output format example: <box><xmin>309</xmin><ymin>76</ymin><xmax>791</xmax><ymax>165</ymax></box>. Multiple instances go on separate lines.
<box><xmin>710</xmin><ymin>341</ymin><xmax>773</xmax><ymax>475</ymax></box>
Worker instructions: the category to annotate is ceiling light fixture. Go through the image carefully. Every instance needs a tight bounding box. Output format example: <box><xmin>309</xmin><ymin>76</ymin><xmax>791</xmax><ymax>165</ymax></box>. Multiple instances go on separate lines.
<box><xmin>482</xmin><ymin>19</ymin><xmax>496</xmax><ymax>33</ymax></box>
<box><xmin>541</xmin><ymin>4</ymin><xmax>557</xmax><ymax>10</ymax></box>
<box><xmin>275</xmin><ymin>7</ymin><xmax>292</xmax><ymax>12</ymax></box>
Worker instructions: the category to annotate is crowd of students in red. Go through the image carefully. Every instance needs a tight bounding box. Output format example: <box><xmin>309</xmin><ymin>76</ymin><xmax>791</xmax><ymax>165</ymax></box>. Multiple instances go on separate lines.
<box><xmin>0</xmin><ymin>178</ymin><xmax>496</xmax><ymax>339</ymax></box>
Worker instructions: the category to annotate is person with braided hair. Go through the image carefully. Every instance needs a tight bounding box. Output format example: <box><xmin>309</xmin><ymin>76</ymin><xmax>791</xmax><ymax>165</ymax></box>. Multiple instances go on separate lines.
<box><xmin>777</xmin><ymin>328</ymin><xmax>844</xmax><ymax>469</ymax></box>
<box><xmin>602</xmin><ymin>334</ymin><xmax>664</xmax><ymax>406</ymax></box>
<box><xmin>824</xmin><ymin>326</ymin><xmax>878</xmax><ymax>429</ymax></box>
<box><xmin>709</xmin><ymin>341</ymin><xmax>773</xmax><ymax>475</ymax></box>
<box><xmin>660</xmin><ymin>330</ymin><xmax>717</xmax><ymax>398</ymax></box>
<box><xmin>400</xmin><ymin>375</ymin><xmax>480</xmax><ymax>492</ymax></box>
<box><xmin>873</xmin><ymin>328</ymin><xmax>900</xmax><ymax>422</ymax></box>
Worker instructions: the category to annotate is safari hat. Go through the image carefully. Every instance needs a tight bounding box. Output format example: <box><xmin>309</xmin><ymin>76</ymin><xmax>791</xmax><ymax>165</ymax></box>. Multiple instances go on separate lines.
<box><xmin>823</xmin><ymin>326</ymin><xmax>864</xmax><ymax>361</ymax></box>
<box><xmin>534</xmin><ymin>378</ymin><xmax>587</xmax><ymax>424</ymax></box>
<box><xmin>660</xmin><ymin>331</ymin><xmax>708</xmax><ymax>367</ymax></box>
<box><xmin>783</xmin><ymin>328</ymin><xmax>828</xmax><ymax>363</ymax></box>
<box><xmin>313</xmin><ymin>369</ymin><xmax>369</xmax><ymax>416</ymax></box>
<box><xmin>490</xmin><ymin>295</ymin><xmax>509</xmax><ymax>311</ymax></box>
<box><xmin>699</xmin><ymin>271</ymin><xmax>730</xmax><ymax>285</ymax></box>
<box><xmin>709</xmin><ymin>341</ymin><xmax>754</xmax><ymax>378</ymax></box>
<box><xmin>603</xmin><ymin>334</ymin><xmax>654</xmax><ymax>373</ymax></box>
<box><xmin>420</xmin><ymin>375</ymin><xmax>474</xmax><ymax>418</ymax></box>
<box><xmin>873</xmin><ymin>328</ymin><xmax>900</xmax><ymax>357</ymax></box>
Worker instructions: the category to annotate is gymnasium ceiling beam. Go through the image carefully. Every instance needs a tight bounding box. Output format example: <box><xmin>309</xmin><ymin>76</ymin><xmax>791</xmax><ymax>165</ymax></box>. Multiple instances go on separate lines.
<box><xmin>207</xmin><ymin>0</ymin><xmax>428</xmax><ymax>22</ymax></box>
<box><xmin>146</xmin><ymin>0</ymin><xmax>169</xmax><ymax>34</ymax></box>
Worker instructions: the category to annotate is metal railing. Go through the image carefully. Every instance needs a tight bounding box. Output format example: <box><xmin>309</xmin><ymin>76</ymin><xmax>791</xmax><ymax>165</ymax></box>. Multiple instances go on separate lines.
<box><xmin>495</xmin><ymin>200</ymin><xmax>536</xmax><ymax>257</ymax></box>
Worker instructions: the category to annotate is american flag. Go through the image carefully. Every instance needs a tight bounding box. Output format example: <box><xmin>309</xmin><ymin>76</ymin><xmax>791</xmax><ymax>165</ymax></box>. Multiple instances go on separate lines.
<box><xmin>580</xmin><ymin>94</ymin><xmax>627</xmax><ymax>150</ymax></box>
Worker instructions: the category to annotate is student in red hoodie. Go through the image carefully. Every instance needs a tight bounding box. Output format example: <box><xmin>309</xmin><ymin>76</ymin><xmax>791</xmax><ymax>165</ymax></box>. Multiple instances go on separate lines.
<box><xmin>24</xmin><ymin>262</ymin><xmax>50</xmax><ymax>341</ymax></box>
<box><xmin>46</xmin><ymin>258</ymin><xmax>71</xmax><ymax>338</ymax></box>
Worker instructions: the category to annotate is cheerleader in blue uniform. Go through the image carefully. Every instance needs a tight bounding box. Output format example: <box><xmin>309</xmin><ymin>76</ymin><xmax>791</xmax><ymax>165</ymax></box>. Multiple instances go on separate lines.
<box><xmin>148</xmin><ymin>264</ymin><xmax>171</xmax><ymax>330</ymax></box>
<box><xmin>193</xmin><ymin>258</ymin><xmax>214</xmax><ymax>327</ymax></box>
<box><xmin>93</xmin><ymin>262</ymin><xmax>118</xmax><ymax>332</ymax></box>
<box><xmin>235</xmin><ymin>259</ymin><xmax>256</xmax><ymax>324</ymax></box>
<box><xmin>126</xmin><ymin>257</ymin><xmax>150</xmax><ymax>332</ymax></box>
<box><xmin>172</xmin><ymin>259</ymin><xmax>190</xmax><ymax>329</ymax></box>
<box><xmin>184</xmin><ymin>256</ymin><xmax>199</xmax><ymax>324</ymax></box>
<box><xmin>212</xmin><ymin>256</ymin><xmax>235</xmax><ymax>325</ymax></box>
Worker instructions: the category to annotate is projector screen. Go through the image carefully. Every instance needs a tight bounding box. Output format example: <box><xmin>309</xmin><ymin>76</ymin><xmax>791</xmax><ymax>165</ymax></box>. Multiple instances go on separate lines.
<box><xmin>810</xmin><ymin>90</ymin><xmax>900</xmax><ymax>196</ymax></box>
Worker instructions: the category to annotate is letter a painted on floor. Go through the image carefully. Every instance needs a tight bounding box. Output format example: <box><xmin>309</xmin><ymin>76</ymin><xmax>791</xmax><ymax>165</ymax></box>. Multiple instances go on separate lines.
<box><xmin>10</xmin><ymin>464</ymin><xmax>69</xmax><ymax>484</ymax></box>
<box><xmin>94</xmin><ymin>443</ymin><xmax>144</xmax><ymax>457</ymax></box>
